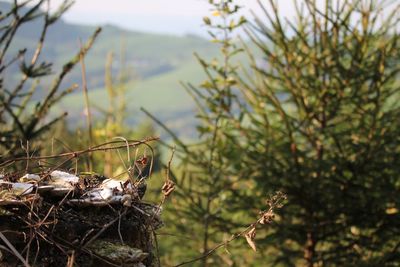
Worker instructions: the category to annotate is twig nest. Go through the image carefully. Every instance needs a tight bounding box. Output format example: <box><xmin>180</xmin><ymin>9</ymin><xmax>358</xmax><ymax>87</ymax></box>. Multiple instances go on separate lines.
<box><xmin>0</xmin><ymin>171</ymin><xmax>144</xmax><ymax>208</ymax></box>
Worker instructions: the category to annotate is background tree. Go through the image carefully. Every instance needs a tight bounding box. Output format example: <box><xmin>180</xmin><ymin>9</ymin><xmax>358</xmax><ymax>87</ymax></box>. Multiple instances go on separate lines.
<box><xmin>160</xmin><ymin>0</ymin><xmax>400</xmax><ymax>266</ymax></box>
<box><xmin>0</xmin><ymin>0</ymin><xmax>100</xmax><ymax>164</ymax></box>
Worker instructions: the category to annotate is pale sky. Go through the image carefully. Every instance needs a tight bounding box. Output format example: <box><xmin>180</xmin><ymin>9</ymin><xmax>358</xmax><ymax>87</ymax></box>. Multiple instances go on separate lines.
<box><xmin>49</xmin><ymin>0</ymin><xmax>299</xmax><ymax>36</ymax></box>
<box><xmin>19</xmin><ymin>0</ymin><xmax>396</xmax><ymax>36</ymax></box>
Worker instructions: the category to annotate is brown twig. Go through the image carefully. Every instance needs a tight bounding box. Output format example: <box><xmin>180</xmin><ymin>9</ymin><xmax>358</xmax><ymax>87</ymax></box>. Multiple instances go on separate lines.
<box><xmin>153</xmin><ymin>146</ymin><xmax>176</xmax><ymax>222</ymax></box>
<box><xmin>0</xmin><ymin>137</ymin><xmax>159</xmax><ymax>168</ymax></box>
<box><xmin>0</xmin><ymin>232</ymin><xmax>31</xmax><ymax>267</ymax></box>
<box><xmin>66</xmin><ymin>250</ymin><xmax>75</xmax><ymax>267</ymax></box>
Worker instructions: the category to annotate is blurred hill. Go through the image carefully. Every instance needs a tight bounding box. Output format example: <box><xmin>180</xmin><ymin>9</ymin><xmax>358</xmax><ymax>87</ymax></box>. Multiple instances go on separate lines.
<box><xmin>1</xmin><ymin>1</ymin><xmax>218</xmax><ymax>136</ymax></box>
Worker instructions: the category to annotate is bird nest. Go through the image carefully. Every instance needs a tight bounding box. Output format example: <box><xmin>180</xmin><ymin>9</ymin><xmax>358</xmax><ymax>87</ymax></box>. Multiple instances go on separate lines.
<box><xmin>0</xmin><ymin>138</ymin><xmax>168</xmax><ymax>267</ymax></box>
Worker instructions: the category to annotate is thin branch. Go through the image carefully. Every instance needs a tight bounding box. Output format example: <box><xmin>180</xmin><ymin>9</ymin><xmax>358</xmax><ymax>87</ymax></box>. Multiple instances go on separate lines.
<box><xmin>0</xmin><ymin>137</ymin><xmax>159</xmax><ymax>167</ymax></box>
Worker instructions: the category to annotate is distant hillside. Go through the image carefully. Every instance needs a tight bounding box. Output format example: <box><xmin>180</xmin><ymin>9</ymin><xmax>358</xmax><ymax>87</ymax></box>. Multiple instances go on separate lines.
<box><xmin>1</xmin><ymin>1</ymin><xmax>220</xmax><ymax>136</ymax></box>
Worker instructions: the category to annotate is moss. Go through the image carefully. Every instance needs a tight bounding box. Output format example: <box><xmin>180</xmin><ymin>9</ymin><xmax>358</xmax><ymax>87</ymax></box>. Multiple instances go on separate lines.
<box><xmin>88</xmin><ymin>240</ymin><xmax>148</xmax><ymax>265</ymax></box>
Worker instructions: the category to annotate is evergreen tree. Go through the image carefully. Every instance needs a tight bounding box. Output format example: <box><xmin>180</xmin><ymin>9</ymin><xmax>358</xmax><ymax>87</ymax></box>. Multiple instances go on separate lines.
<box><xmin>164</xmin><ymin>0</ymin><xmax>400</xmax><ymax>266</ymax></box>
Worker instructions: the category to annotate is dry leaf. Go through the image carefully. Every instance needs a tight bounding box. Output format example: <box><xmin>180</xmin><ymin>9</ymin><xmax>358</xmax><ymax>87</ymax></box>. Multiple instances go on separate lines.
<box><xmin>245</xmin><ymin>227</ymin><xmax>257</xmax><ymax>252</ymax></box>
<box><xmin>162</xmin><ymin>180</ymin><xmax>175</xmax><ymax>197</ymax></box>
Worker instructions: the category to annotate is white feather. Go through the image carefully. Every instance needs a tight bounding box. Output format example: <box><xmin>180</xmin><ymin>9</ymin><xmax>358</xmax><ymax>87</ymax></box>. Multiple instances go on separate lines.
<box><xmin>49</xmin><ymin>170</ymin><xmax>79</xmax><ymax>187</ymax></box>
<box><xmin>20</xmin><ymin>174</ymin><xmax>41</xmax><ymax>181</ymax></box>
<box><xmin>0</xmin><ymin>181</ymin><xmax>33</xmax><ymax>195</ymax></box>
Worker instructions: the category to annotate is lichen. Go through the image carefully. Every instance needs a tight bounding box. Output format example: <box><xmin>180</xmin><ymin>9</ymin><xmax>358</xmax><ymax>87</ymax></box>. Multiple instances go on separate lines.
<box><xmin>88</xmin><ymin>240</ymin><xmax>148</xmax><ymax>265</ymax></box>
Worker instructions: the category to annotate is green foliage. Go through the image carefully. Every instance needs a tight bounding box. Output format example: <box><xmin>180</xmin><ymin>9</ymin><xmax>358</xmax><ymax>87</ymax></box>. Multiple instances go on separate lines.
<box><xmin>163</xmin><ymin>0</ymin><xmax>400</xmax><ymax>266</ymax></box>
<box><xmin>0</xmin><ymin>0</ymin><xmax>100</xmax><ymax>162</ymax></box>
<box><xmin>158</xmin><ymin>1</ymin><xmax>262</xmax><ymax>266</ymax></box>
